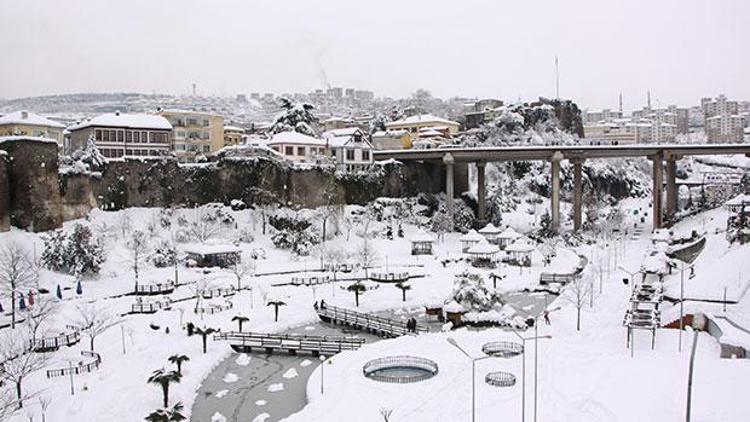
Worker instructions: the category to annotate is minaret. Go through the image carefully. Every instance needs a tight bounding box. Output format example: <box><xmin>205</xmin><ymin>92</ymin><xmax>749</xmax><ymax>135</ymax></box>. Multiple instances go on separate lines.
<box><xmin>647</xmin><ymin>90</ymin><xmax>652</xmax><ymax>109</ymax></box>
<box><xmin>619</xmin><ymin>92</ymin><xmax>623</xmax><ymax>114</ymax></box>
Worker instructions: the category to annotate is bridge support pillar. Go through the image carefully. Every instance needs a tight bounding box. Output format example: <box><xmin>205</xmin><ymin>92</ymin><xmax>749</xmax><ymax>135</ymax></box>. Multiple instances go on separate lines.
<box><xmin>443</xmin><ymin>153</ymin><xmax>455</xmax><ymax>230</ymax></box>
<box><xmin>572</xmin><ymin>158</ymin><xmax>583</xmax><ymax>232</ymax></box>
<box><xmin>665</xmin><ymin>158</ymin><xmax>678</xmax><ymax>225</ymax></box>
<box><xmin>651</xmin><ymin>154</ymin><xmax>664</xmax><ymax>229</ymax></box>
<box><xmin>476</xmin><ymin>161</ymin><xmax>487</xmax><ymax>225</ymax></box>
<box><xmin>550</xmin><ymin>151</ymin><xmax>563</xmax><ymax>233</ymax></box>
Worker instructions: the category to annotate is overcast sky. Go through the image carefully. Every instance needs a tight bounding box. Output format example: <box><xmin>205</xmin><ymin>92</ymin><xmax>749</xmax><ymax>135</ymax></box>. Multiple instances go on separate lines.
<box><xmin>0</xmin><ymin>0</ymin><xmax>747</xmax><ymax>110</ymax></box>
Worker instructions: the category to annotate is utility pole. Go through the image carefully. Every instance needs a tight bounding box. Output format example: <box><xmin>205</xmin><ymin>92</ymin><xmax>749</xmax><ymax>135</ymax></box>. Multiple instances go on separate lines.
<box><xmin>555</xmin><ymin>56</ymin><xmax>560</xmax><ymax>100</ymax></box>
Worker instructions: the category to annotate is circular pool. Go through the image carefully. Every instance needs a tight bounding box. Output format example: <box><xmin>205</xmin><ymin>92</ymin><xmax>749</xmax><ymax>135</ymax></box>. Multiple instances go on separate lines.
<box><xmin>481</xmin><ymin>341</ymin><xmax>524</xmax><ymax>358</ymax></box>
<box><xmin>485</xmin><ymin>371</ymin><xmax>516</xmax><ymax>387</ymax></box>
<box><xmin>363</xmin><ymin>355</ymin><xmax>438</xmax><ymax>383</ymax></box>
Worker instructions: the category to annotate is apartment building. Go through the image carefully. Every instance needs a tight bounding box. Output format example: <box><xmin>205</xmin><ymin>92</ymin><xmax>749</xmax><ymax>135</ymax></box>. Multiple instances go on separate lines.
<box><xmin>385</xmin><ymin>114</ymin><xmax>460</xmax><ymax>136</ymax></box>
<box><xmin>266</xmin><ymin>131</ymin><xmax>328</xmax><ymax>163</ymax></box>
<box><xmin>632</xmin><ymin>106</ymin><xmax>689</xmax><ymax>134</ymax></box>
<box><xmin>701</xmin><ymin>95</ymin><xmax>739</xmax><ymax>118</ymax></box>
<box><xmin>583</xmin><ymin>109</ymin><xmax>623</xmax><ymax>124</ymax></box>
<box><xmin>68</xmin><ymin>112</ymin><xmax>172</xmax><ymax>158</ymax></box>
<box><xmin>157</xmin><ymin>109</ymin><xmax>224</xmax><ymax>161</ymax></box>
<box><xmin>583</xmin><ymin>119</ymin><xmax>676</xmax><ymax>144</ymax></box>
<box><xmin>705</xmin><ymin>114</ymin><xmax>746</xmax><ymax>144</ymax></box>
<box><xmin>0</xmin><ymin>110</ymin><xmax>66</xmax><ymax>149</ymax></box>
<box><xmin>323</xmin><ymin>127</ymin><xmax>374</xmax><ymax>171</ymax></box>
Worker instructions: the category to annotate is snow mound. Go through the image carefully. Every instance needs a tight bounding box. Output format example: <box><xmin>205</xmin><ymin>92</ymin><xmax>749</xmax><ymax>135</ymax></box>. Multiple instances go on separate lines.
<box><xmin>215</xmin><ymin>389</ymin><xmax>229</xmax><ymax>398</ymax></box>
<box><xmin>235</xmin><ymin>354</ymin><xmax>251</xmax><ymax>366</ymax></box>
<box><xmin>282</xmin><ymin>368</ymin><xmax>298</xmax><ymax>379</ymax></box>
<box><xmin>211</xmin><ymin>412</ymin><xmax>227</xmax><ymax>422</ymax></box>
<box><xmin>300</xmin><ymin>359</ymin><xmax>313</xmax><ymax>367</ymax></box>
<box><xmin>268</xmin><ymin>383</ymin><xmax>284</xmax><ymax>392</ymax></box>
<box><xmin>223</xmin><ymin>373</ymin><xmax>239</xmax><ymax>383</ymax></box>
<box><xmin>255</xmin><ymin>400</ymin><xmax>267</xmax><ymax>406</ymax></box>
<box><xmin>304</xmin><ymin>325</ymin><xmax>316</xmax><ymax>331</ymax></box>
<box><xmin>252</xmin><ymin>413</ymin><xmax>270</xmax><ymax>422</ymax></box>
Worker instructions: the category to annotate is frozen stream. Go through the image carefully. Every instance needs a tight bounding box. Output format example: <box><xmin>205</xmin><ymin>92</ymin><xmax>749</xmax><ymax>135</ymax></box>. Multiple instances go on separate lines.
<box><xmin>190</xmin><ymin>292</ymin><xmax>554</xmax><ymax>422</ymax></box>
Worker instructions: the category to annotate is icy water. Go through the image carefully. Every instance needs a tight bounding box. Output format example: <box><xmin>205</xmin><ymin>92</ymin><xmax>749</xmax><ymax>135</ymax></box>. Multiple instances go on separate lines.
<box><xmin>190</xmin><ymin>292</ymin><xmax>554</xmax><ymax>422</ymax></box>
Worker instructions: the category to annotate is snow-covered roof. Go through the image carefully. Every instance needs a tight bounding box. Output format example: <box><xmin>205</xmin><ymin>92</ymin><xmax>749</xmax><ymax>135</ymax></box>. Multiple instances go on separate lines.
<box><xmin>223</xmin><ymin>125</ymin><xmax>245</xmax><ymax>132</ymax></box>
<box><xmin>460</xmin><ymin>229</ymin><xmax>484</xmax><ymax>242</ymax></box>
<box><xmin>183</xmin><ymin>243</ymin><xmax>241</xmax><ymax>256</ymax></box>
<box><xmin>443</xmin><ymin>300</ymin><xmax>465</xmax><ymax>313</ymax></box>
<box><xmin>386</xmin><ymin>114</ymin><xmax>459</xmax><ymax>127</ymax></box>
<box><xmin>410</xmin><ymin>231</ymin><xmax>435</xmax><ymax>243</ymax></box>
<box><xmin>651</xmin><ymin>229</ymin><xmax>672</xmax><ymax>243</ymax></box>
<box><xmin>478</xmin><ymin>223</ymin><xmax>502</xmax><ymax>235</ymax></box>
<box><xmin>498</xmin><ymin>227</ymin><xmax>522</xmax><ymax>240</ymax></box>
<box><xmin>323</xmin><ymin>127</ymin><xmax>362</xmax><ymax>138</ymax></box>
<box><xmin>267</xmin><ymin>131</ymin><xmax>326</xmax><ymax>146</ymax></box>
<box><xmin>467</xmin><ymin>239</ymin><xmax>500</xmax><ymax>255</ymax></box>
<box><xmin>726</xmin><ymin>194</ymin><xmax>750</xmax><ymax>207</ymax></box>
<box><xmin>372</xmin><ymin>130</ymin><xmax>409</xmax><ymax>138</ymax></box>
<box><xmin>69</xmin><ymin>113</ymin><xmax>172</xmax><ymax>131</ymax></box>
<box><xmin>0</xmin><ymin>111</ymin><xmax>65</xmax><ymax>128</ymax></box>
<box><xmin>505</xmin><ymin>238</ymin><xmax>535</xmax><ymax>253</ymax></box>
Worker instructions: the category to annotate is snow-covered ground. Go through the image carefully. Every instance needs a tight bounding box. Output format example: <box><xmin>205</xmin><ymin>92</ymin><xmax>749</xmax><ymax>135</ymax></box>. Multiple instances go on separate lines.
<box><xmin>1</xmin><ymin>196</ymin><xmax>749</xmax><ymax>422</ymax></box>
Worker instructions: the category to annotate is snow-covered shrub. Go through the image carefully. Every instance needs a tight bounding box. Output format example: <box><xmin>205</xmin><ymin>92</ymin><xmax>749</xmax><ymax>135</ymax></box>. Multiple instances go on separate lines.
<box><xmin>58</xmin><ymin>136</ymin><xmax>106</xmax><ymax>176</ymax></box>
<box><xmin>235</xmin><ymin>228</ymin><xmax>255</xmax><ymax>244</ymax></box>
<box><xmin>158</xmin><ymin>208</ymin><xmax>173</xmax><ymax>228</ymax></box>
<box><xmin>270</xmin><ymin>97</ymin><xmax>319</xmax><ymax>137</ymax></box>
<box><xmin>450</xmin><ymin>272</ymin><xmax>503</xmax><ymax>312</ymax></box>
<box><xmin>149</xmin><ymin>240</ymin><xmax>176</xmax><ymax>268</ymax></box>
<box><xmin>271</xmin><ymin>228</ymin><xmax>320</xmax><ymax>256</ymax></box>
<box><xmin>249</xmin><ymin>247</ymin><xmax>267</xmax><ymax>260</ymax></box>
<box><xmin>42</xmin><ymin>223</ymin><xmax>105</xmax><ymax>275</ymax></box>
<box><xmin>230</xmin><ymin>199</ymin><xmax>246</xmax><ymax>211</ymax></box>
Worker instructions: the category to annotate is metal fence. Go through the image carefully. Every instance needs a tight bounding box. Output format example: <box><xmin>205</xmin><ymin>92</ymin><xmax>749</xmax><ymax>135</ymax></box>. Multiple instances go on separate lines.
<box><xmin>363</xmin><ymin>355</ymin><xmax>438</xmax><ymax>384</ymax></box>
<box><xmin>481</xmin><ymin>341</ymin><xmax>524</xmax><ymax>358</ymax></box>
<box><xmin>46</xmin><ymin>351</ymin><xmax>102</xmax><ymax>378</ymax></box>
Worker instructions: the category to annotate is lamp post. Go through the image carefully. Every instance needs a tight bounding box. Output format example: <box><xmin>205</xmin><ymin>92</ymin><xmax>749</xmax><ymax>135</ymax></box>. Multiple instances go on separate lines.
<box><xmin>677</xmin><ymin>260</ymin><xmax>694</xmax><ymax>353</ymax></box>
<box><xmin>509</xmin><ymin>323</ymin><xmax>552</xmax><ymax>422</ymax></box>
<box><xmin>319</xmin><ymin>355</ymin><xmax>327</xmax><ymax>394</ymax></box>
<box><xmin>446</xmin><ymin>337</ymin><xmax>495</xmax><ymax>422</ymax></box>
<box><xmin>618</xmin><ymin>265</ymin><xmax>640</xmax><ymax>294</ymax></box>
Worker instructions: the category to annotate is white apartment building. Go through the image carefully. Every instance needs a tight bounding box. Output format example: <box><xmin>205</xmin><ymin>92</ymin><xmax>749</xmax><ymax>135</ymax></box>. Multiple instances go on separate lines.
<box><xmin>705</xmin><ymin>114</ymin><xmax>746</xmax><ymax>144</ymax></box>
<box><xmin>583</xmin><ymin>109</ymin><xmax>623</xmax><ymax>124</ymax></box>
<box><xmin>584</xmin><ymin>120</ymin><xmax>676</xmax><ymax>144</ymax></box>
<box><xmin>701</xmin><ymin>95</ymin><xmax>739</xmax><ymax>118</ymax></box>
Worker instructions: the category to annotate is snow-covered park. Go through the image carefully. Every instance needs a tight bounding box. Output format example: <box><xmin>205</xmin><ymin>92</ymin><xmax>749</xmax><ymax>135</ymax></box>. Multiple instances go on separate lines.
<box><xmin>0</xmin><ymin>181</ymin><xmax>748</xmax><ymax>422</ymax></box>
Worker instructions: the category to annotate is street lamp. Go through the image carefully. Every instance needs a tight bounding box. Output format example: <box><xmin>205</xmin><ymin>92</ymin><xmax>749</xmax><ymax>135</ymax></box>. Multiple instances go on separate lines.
<box><xmin>446</xmin><ymin>337</ymin><xmax>495</xmax><ymax>422</ymax></box>
<box><xmin>677</xmin><ymin>260</ymin><xmax>694</xmax><ymax>353</ymax></box>
<box><xmin>508</xmin><ymin>320</ymin><xmax>552</xmax><ymax>422</ymax></box>
<box><xmin>319</xmin><ymin>355</ymin><xmax>328</xmax><ymax>394</ymax></box>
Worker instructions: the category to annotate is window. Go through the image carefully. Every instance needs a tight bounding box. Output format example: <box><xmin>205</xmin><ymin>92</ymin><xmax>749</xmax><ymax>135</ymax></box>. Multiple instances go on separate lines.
<box><xmin>126</xmin><ymin>149</ymin><xmax>133</xmax><ymax>155</ymax></box>
<box><xmin>117</xmin><ymin>131</ymin><xmax>124</xmax><ymax>142</ymax></box>
<box><xmin>202</xmin><ymin>119</ymin><xmax>210</xmax><ymax>127</ymax></box>
<box><xmin>297</xmin><ymin>146</ymin><xmax>305</xmax><ymax>156</ymax></box>
<box><xmin>187</xmin><ymin>118</ymin><xmax>198</xmax><ymax>126</ymax></box>
<box><xmin>141</xmin><ymin>131</ymin><xmax>148</xmax><ymax>142</ymax></box>
<box><xmin>125</xmin><ymin>131</ymin><xmax>132</xmax><ymax>142</ymax></box>
<box><xmin>285</xmin><ymin>146</ymin><xmax>293</xmax><ymax>155</ymax></box>
<box><xmin>203</xmin><ymin>145</ymin><xmax>210</xmax><ymax>153</ymax></box>
<box><xmin>175</xmin><ymin>144</ymin><xmax>186</xmax><ymax>151</ymax></box>
<box><xmin>102</xmin><ymin>130</ymin><xmax>109</xmax><ymax>142</ymax></box>
<box><xmin>133</xmin><ymin>131</ymin><xmax>140</xmax><ymax>143</ymax></box>
<box><xmin>362</xmin><ymin>150</ymin><xmax>370</xmax><ymax>161</ymax></box>
<box><xmin>95</xmin><ymin>129</ymin><xmax>102</xmax><ymax>141</ymax></box>
<box><xmin>346</xmin><ymin>149</ymin><xmax>355</xmax><ymax>161</ymax></box>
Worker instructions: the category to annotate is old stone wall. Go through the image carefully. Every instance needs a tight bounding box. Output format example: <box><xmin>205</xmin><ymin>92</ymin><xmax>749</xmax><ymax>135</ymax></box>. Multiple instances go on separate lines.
<box><xmin>0</xmin><ymin>139</ymin><xmax>63</xmax><ymax>232</ymax></box>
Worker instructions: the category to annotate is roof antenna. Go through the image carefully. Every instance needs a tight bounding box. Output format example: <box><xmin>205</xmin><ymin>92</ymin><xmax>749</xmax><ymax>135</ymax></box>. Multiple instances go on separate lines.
<box><xmin>555</xmin><ymin>55</ymin><xmax>560</xmax><ymax>100</ymax></box>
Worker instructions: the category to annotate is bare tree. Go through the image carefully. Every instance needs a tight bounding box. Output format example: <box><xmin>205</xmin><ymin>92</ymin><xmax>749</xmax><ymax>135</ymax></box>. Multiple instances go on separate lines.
<box><xmin>38</xmin><ymin>396</ymin><xmax>51</xmax><ymax>422</ymax></box>
<box><xmin>188</xmin><ymin>211</ymin><xmax>223</xmax><ymax>243</ymax></box>
<box><xmin>229</xmin><ymin>259</ymin><xmax>256</xmax><ymax>291</ymax></box>
<box><xmin>0</xmin><ymin>331</ymin><xmax>49</xmax><ymax>409</ymax></box>
<box><xmin>118</xmin><ymin>210</ymin><xmax>133</xmax><ymax>239</ymax></box>
<box><xmin>127</xmin><ymin>230</ymin><xmax>150</xmax><ymax>286</ymax></box>
<box><xmin>562</xmin><ymin>274</ymin><xmax>592</xmax><ymax>331</ymax></box>
<box><xmin>357</xmin><ymin>236</ymin><xmax>378</xmax><ymax>279</ymax></box>
<box><xmin>323</xmin><ymin>247</ymin><xmax>348</xmax><ymax>282</ymax></box>
<box><xmin>0</xmin><ymin>386</ymin><xmax>21</xmax><ymax>420</ymax></box>
<box><xmin>75</xmin><ymin>304</ymin><xmax>122</xmax><ymax>351</ymax></box>
<box><xmin>380</xmin><ymin>408</ymin><xmax>394</xmax><ymax>422</ymax></box>
<box><xmin>0</xmin><ymin>242</ymin><xmax>37</xmax><ymax>329</ymax></box>
<box><xmin>24</xmin><ymin>297</ymin><xmax>58</xmax><ymax>342</ymax></box>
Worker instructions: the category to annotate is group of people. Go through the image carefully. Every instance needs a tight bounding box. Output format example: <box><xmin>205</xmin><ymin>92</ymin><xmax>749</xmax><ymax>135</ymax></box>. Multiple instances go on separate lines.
<box><xmin>313</xmin><ymin>300</ymin><xmax>327</xmax><ymax>311</ymax></box>
<box><xmin>405</xmin><ymin>317</ymin><xmax>419</xmax><ymax>333</ymax></box>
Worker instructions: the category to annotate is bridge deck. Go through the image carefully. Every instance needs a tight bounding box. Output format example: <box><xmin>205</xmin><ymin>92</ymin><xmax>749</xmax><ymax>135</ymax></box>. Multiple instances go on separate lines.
<box><xmin>374</xmin><ymin>143</ymin><xmax>750</xmax><ymax>162</ymax></box>
<box><xmin>214</xmin><ymin>331</ymin><xmax>365</xmax><ymax>355</ymax></box>
<box><xmin>317</xmin><ymin>305</ymin><xmax>427</xmax><ymax>338</ymax></box>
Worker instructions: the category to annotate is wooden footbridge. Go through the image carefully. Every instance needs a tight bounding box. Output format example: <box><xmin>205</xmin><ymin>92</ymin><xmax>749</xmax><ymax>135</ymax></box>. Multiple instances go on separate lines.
<box><xmin>213</xmin><ymin>331</ymin><xmax>365</xmax><ymax>355</ymax></box>
<box><xmin>316</xmin><ymin>305</ymin><xmax>427</xmax><ymax>338</ymax></box>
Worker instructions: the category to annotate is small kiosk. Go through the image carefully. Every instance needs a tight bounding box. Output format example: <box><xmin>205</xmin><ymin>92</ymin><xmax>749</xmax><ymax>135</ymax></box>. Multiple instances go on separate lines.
<box><xmin>497</xmin><ymin>227</ymin><xmax>522</xmax><ymax>250</ymax></box>
<box><xmin>467</xmin><ymin>239</ymin><xmax>500</xmax><ymax>268</ymax></box>
<box><xmin>478</xmin><ymin>223</ymin><xmax>502</xmax><ymax>244</ymax></box>
<box><xmin>460</xmin><ymin>229</ymin><xmax>484</xmax><ymax>253</ymax></box>
<box><xmin>505</xmin><ymin>238</ymin><xmax>535</xmax><ymax>267</ymax></box>
<box><xmin>411</xmin><ymin>231</ymin><xmax>435</xmax><ymax>255</ymax></box>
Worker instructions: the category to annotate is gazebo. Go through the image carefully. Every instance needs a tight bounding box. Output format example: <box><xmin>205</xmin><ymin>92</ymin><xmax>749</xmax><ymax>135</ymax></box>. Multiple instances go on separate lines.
<box><xmin>478</xmin><ymin>223</ymin><xmax>502</xmax><ymax>244</ymax></box>
<box><xmin>725</xmin><ymin>194</ymin><xmax>750</xmax><ymax>213</ymax></box>
<box><xmin>443</xmin><ymin>301</ymin><xmax>466</xmax><ymax>327</ymax></box>
<box><xmin>460</xmin><ymin>229</ymin><xmax>485</xmax><ymax>253</ymax></box>
<box><xmin>411</xmin><ymin>231</ymin><xmax>435</xmax><ymax>255</ymax></box>
<box><xmin>505</xmin><ymin>238</ymin><xmax>535</xmax><ymax>267</ymax></box>
<box><xmin>497</xmin><ymin>227</ymin><xmax>522</xmax><ymax>250</ymax></box>
<box><xmin>467</xmin><ymin>239</ymin><xmax>500</xmax><ymax>268</ymax></box>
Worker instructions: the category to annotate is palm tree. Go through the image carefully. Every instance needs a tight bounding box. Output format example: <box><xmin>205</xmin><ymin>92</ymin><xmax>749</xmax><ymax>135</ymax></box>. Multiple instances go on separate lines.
<box><xmin>144</xmin><ymin>402</ymin><xmax>186</xmax><ymax>422</ymax></box>
<box><xmin>395</xmin><ymin>282</ymin><xmax>411</xmax><ymax>302</ymax></box>
<box><xmin>347</xmin><ymin>281</ymin><xmax>366</xmax><ymax>307</ymax></box>
<box><xmin>231</xmin><ymin>315</ymin><xmax>249</xmax><ymax>332</ymax></box>
<box><xmin>266</xmin><ymin>300</ymin><xmax>286</xmax><ymax>322</ymax></box>
<box><xmin>147</xmin><ymin>369</ymin><xmax>182</xmax><ymax>408</ymax></box>
<box><xmin>167</xmin><ymin>354</ymin><xmax>190</xmax><ymax>376</ymax></box>
<box><xmin>193</xmin><ymin>326</ymin><xmax>217</xmax><ymax>354</ymax></box>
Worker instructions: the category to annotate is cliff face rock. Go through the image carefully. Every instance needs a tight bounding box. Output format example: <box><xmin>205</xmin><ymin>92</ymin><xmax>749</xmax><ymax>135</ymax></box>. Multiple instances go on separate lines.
<box><xmin>0</xmin><ymin>139</ymin><xmax>463</xmax><ymax>232</ymax></box>
<box><xmin>0</xmin><ymin>139</ymin><xmax>63</xmax><ymax>232</ymax></box>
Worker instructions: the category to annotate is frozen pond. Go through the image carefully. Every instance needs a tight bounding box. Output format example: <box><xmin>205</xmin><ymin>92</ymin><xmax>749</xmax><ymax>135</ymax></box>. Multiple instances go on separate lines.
<box><xmin>190</xmin><ymin>291</ymin><xmax>555</xmax><ymax>421</ymax></box>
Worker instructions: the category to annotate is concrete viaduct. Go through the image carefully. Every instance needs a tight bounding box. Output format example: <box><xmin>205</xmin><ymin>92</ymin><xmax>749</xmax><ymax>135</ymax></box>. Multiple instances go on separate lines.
<box><xmin>373</xmin><ymin>144</ymin><xmax>750</xmax><ymax>232</ymax></box>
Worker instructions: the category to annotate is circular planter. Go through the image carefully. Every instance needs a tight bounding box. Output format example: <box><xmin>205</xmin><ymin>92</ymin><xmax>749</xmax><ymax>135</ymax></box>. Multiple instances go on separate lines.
<box><xmin>481</xmin><ymin>341</ymin><xmax>524</xmax><ymax>358</ymax></box>
<box><xmin>485</xmin><ymin>371</ymin><xmax>516</xmax><ymax>387</ymax></box>
<box><xmin>363</xmin><ymin>355</ymin><xmax>438</xmax><ymax>384</ymax></box>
